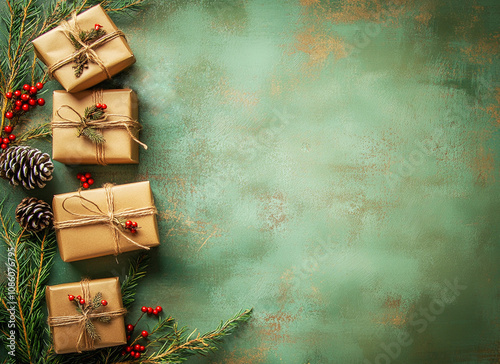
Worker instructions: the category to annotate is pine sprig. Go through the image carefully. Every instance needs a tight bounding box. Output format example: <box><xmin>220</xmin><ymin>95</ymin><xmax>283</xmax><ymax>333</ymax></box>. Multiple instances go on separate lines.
<box><xmin>69</xmin><ymin>28</ymin><xmax>106</xmax><ymax>77</ymax></box>
<box><xmin>77</xmin><ymin>105</ymin><xmax>106</xmax><ymax>144</ymax></box>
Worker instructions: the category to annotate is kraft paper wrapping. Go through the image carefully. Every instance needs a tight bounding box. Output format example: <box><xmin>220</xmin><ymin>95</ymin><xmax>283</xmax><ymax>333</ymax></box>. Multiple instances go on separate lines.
<box><xmin>52</xmin><ymin>181</ymin><xmax>160</xmax><ymax>262</ymax></box>
<box><xmin>32</xmin><ymin>5</ymin><xmax>135</xmax><ymax>93</ymax></box>
<box><xmin>46</xmin><ymin>277</ymin><xmax>126</xmax><ymax>354</ymax></box>
<box><xmin>52</xmin><ymin>89</ymin><xmax>140</xmax><ymax>165</ymax></box>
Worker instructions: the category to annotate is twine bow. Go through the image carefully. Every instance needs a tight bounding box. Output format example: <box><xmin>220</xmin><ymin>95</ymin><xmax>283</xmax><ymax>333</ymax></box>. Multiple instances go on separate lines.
<box><xmin>53</xmin><ymin>184</ymin><xmax>157</xmax><ymax>256</ymax></box>
<box><xmin>48</xmin><ymin>279</ymin><xmax>127</xmax><ymax>353</ymax></box>
<box><xmin>52</xmin><ymin>104</ymin><xmax>147</xmax><ymax>165</ymax></box>
<box><xmin>49</xmin><ymin>11</ymin><xmax>125</xmax><ymax>78</ymax></box>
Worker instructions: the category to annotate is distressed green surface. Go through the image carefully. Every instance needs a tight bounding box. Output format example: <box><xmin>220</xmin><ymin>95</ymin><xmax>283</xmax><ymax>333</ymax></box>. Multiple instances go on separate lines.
<box><xmin>1</xmin><ymin>0</ymin><xmax>500</xmax><ymax>363</ymax></box>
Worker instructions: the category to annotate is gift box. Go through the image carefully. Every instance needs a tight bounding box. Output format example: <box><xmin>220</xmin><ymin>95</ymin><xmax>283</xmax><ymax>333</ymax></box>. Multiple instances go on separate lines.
<box><xmin>46</xmin><ymin>277</ymin><xmax>127</xmax><ymax>354</ymax></box>
<box><xmin>53</xmin><ymin>181</ymin><xmax>160</xmax><ymax>262</ymax></box>
<box><xmin>52</xmin><ymin>89</ymin><xmax>144</xmax><ymax>165</ymax></box>
<box><xmin>32</xmin><ymin>5</ymin><xmax>135</xmax><ymax>93</ymax></box>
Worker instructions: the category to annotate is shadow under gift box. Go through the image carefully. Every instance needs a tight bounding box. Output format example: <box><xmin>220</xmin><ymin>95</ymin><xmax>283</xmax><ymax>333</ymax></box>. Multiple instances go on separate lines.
<box><xmin>52</xmin><ymin>181</ymin><xmax>160</xmax><ymax>262</ymax></box>
<box><xmin>46</xmin><ymin>277</ymin><xmax>126</xmax><ymax>354</ymax></box>
<box><xmin>52</xmin><ymin>89</ymin><xmax>141</xmax><ymax>165</ymax></box>
<box><xmin>32</xmin><ymin>5</ymin><xmax>135</xmax><ymax>93</ymax></box>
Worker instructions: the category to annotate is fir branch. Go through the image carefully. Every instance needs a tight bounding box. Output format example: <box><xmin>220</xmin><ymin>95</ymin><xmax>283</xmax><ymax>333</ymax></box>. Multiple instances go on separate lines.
<box><xmin>0</xmin><ymin>207</ymin><xmax>57</xmax><ymax>364</ymax></box>
<box><xmin>140</xmin><ymin>309</ymin><xmax>253</xmax><ymax>363</ymax></box>
<box><xmin>100</xmin><ymin>0</ymin><xmax>149</xmax><ymax>14</ymax></box>
<box><xmin>12</xmin><ymin>122</ymin><xmax>52</xmax><ymax>145</ymax></box>
<box><xmin>121</xmin><ymin>253</ymin><xmax>148</xmax><ymax>309</ymax></box>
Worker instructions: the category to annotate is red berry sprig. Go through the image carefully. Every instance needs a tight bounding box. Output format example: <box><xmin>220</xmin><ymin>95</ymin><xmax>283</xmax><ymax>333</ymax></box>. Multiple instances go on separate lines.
<box><xmin>124</xmin><ymin>220</ymin><xmax>138</xmax><ymax>234</ymax></box>
<box><xmin>1</xmin><ymin>125</ymin><xmax>17</xmax><ymax>150</ymax></box>
<box><xmin>121</xmin><ymin>305</ymin><xmax>163</xmax><ymax>359</ymax></box>
<box><xmin>76</xmin><ymin>172</ymin><xmax>94</xmax><ymax>189</ymax></box>
<box><xmin>4</xmin><ymin>83</ymin><xmax>45</xmax><ymax>122</ymax></box>
<box><xmin>95</xmin><ymin>102</ymin><xmax>107</xmax><ymax>110</ymax></box>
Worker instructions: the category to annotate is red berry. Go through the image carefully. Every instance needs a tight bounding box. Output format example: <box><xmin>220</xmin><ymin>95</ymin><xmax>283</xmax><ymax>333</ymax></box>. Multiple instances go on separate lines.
<box><xmin>5</xmin><ymin>92</ymin><xmax>12</xmax><ymax>99</ymax></box>
<box><xmin>101</xmin><ymin>300</ymin><xmax>107</xmax><ymax>306</ymax></box>
<box><xmin>125</xmin><ymin>220</ymin><xmax>132</xmax><ymax>227</ymax></box>
<box><xmin>80</xmin><ymin>176</ymin><xmax>87</xmax><ymax>182</ymax></box>
<box><xmin>84</xmin><ymin>172</ymin><xmax>91</xmax><ymax>179</ymax></box>
<box><xmin>152</xmin><ymin>309</ymin><xmax>158</xmax><ymax>315</ymax></box>
<box><xmin>134</xmin><ymin>352</ymin><xmax>141</xmax><ymax>359</ymax></box>
<box><xmin>156</xmin><ymin>306</ymin><xmax>162</xmax><ymax>312</ymax></box>
<box><xmin>36</xmin><ymin>82</ymin><xmax>43</xmax><ymax>90</ymax></box>
<box><xmin>132</xmin><ymin>221</ymin><xmax>138</xmax><ymax>228</ymax></box>
<box><xmin>141</xmin><ymin>306</ymin><xmax>148</xmax><ymax>313</ymax></box>
<box><xmin>96</xmin><ymin>103</ymin><xmax>102</xmax><ymax>109</ymax></box>
<box><xmin>2</xmin><ymin>138</ymin><xmax>9</xmax><ymax>144</ymax></box>
<box><xmin>29</xmin><ymin>86</ymin><xmax>38</xmax><ymax>94</ymax></box>
<box><xmin>5</xmin><ymin>111</ymin><xmax>13</xmax><ymax>119</ymax></box>
<box><xmin>101</xmin><ymin>103</ymin><xmax>107</xmax><ymax>110</ymax></box>
<box><xmin>37</xmin><ymin>98</ymin><xmax>45</xmax><ymax>106</ymax></box>
<box><xmin>126</xmin><ymin>324</ymin><xmax>134</xmax><ymax>332</ymax></box>
<box><xmin>23</xmin><ymin>84</ymin><xmax>30</xmax><ymax>91</ymax></box>
<box><xmin>130</xmin><ymin>351</ymin><xmax>136</xmax><ymax>357</ymax></box>
<box><xmin>140</xmin><ymin>345</ymin><xmax>145</xmax><ymax>352</ymax></box>
<box><xmin>126</xmin><ymin>335</ymin><xmax>131</xmax><ymax>341</ymax></box>
<box><xmin>76</xmin><ymin>295</ymin><xmax>81</xmax><ymax>300</ymax></box>
<box><xmin>79</xmin><ymin>299</ymin><xmax>85</xmax><ymax>305</ymax></box>
<box><xmin>13</xmin><ymin>90</ymin><xmax>21</xmax><ymax>97</ymax></box>
<box><xmin>134</xmin><ymin>344</ymin><xmax>141</xmax><ymax>351</ymax></box>
<box><xmin>1</xmin><ymin>144</ymin><xmax>7</xmax><ymax>149</ymax></box>
<box><xmin>94</xmin><ymin>23</ymin><xmax>102</xmax><ymax>30</ymax></box>
<box><xmin>28</xmin><ymin>99</ymin><xmax>37</xmax><ymax>106</ymax></box>
<box><xmin>68</xmin><ymin>295</ymin><xmax>75</xmax><ymax>301</ymax></box>
<box><xmin>82</xmin><ymin>182</ymin><xmax>89</xmax><ymax>189</ymax></box>
<box><xmin>125</xmin><ymin>346</ymin><xmax>132</xmax><ymax>353</ymax></box>
<box><xmin>22</xmin><ymin>104</ymin><xmax>29</xmax><ymax>111</ymax></box>
<box><xmin>147</xmin><ymin>307</ymin><xmax>153</xmax><ymax>314</ymax></box>
<box><xmin>76</xmin><ymin>173</ymin><xmax>83</xmax><ymax>179</ymax></box>
<box><xmin>15</xmin><ymin>100</ymin><xmax>22</xmax><ymax>107</ymax></box>
<box><xmin>87</xmin><ymin>178</ymin><xmax>94</xmax><ymax>185</ymax></box>
<box><xmin>130</xmin><ymin>228</ymin><xmax>137</xmax><ymax>234</ymax></box>
<box><xmin>14</xmin><ymin>106</ymin><xmax>21</xmax><ymax>112</ymax></box>
<box><xmin>4</xmin><ymin>126</ymin><xmax>12</xmax><ymax>134</ymax></box>
<box><xmin>141</xmin><ymin>330</ymin><xmax>148</xmax><ymax>338</ymax></box>
<box><xmin>8</xmin><ymin>134</ymin><xmax>16</xmax><ymax>141</ymax></box>
<box><xmin>21</xmin><ymin>94</ymin><xmax>29</xmax><ymax>101</ymax></box>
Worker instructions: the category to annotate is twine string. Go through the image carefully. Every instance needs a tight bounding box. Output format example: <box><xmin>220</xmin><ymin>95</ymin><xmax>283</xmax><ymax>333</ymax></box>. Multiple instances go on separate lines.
<box><xmin>53</xmin><ymin>184</ymin><xmax>156</xmax><ymax>255</ymax></box>
<box><xmin>53</xmin><ymin>105</ymin><xmax>148</xmax><ymax>149</ymax></box>
<box><xmin>48</xmin><ymin>279</ymin><xmax>127</xmax><ymax>353</ymax></box>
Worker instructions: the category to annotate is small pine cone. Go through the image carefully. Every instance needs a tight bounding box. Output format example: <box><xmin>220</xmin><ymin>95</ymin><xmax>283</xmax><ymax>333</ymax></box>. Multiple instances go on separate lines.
<box><xmin>15</xmin><ymin>197</ymin><xmax>54</xmax><ymax>232</ymax></box>
<box><xmin>0</xmin><ymin>146</ymin><xmax>54</xmax><ymax>189</ymax></box>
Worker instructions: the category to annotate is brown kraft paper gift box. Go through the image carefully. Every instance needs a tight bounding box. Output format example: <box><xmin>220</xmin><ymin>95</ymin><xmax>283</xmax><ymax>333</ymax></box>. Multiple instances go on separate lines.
<box><xmin>32</xmin><ymin>5</ymin><xmax>135</xmax><ymax>93</ymax></box>
<box><xmin>52</xmin><ymin>181</ymin><xmax>160</xmax><ymax>262</ymax></box>
<box><xmin>52</xmin><ymin>89</ymin><xmax>142</xmax><ymax>165</ymax></box>
<box><xmin>46</xmin><ymin>277</ymin><xmax>126</xmax><ymax>354</ymax></box>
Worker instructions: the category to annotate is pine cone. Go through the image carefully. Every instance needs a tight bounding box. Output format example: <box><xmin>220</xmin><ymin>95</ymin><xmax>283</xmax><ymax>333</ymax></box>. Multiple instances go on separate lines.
<box><xmin>0</xmin><ymin>146</ymin><xmax>54</xmax><ymax>189</ymax></box>
<box><xmin>15</xmin><ymin>197</ymin><xmax>54</xmax><ymax>232</ymax></box>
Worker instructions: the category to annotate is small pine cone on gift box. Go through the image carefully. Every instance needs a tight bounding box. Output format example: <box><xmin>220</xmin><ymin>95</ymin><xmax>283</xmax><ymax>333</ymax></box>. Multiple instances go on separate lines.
<box><xmin>15</xmin><ymin>197</ymin><xmax>54</xmax><ymax>232</ymax></box>
<box><xmin>0</xmin><ymin>146</ymin><xmax>54</xmax><ymax>189</ymax></box>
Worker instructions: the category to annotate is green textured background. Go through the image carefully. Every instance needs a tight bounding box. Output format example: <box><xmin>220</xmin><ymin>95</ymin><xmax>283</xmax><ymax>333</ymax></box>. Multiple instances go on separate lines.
<box><xmin>1</xmin><ymin>0</ymin><xmax>500</xmax><ymax>363</ymax></box>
